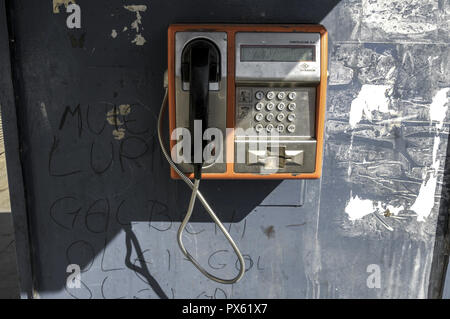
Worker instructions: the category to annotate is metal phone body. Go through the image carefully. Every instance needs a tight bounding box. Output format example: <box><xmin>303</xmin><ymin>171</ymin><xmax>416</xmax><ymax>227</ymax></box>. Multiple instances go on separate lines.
<box><xmin>168</xmin><ymin>25</ymin><xmax>328</xmax><ymax>179</ymax></box>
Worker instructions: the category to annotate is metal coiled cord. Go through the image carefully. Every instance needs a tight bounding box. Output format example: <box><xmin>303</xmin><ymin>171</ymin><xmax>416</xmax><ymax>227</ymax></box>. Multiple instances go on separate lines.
<box><xmin>157</xmin><ymin>88</ymin><xmax>245</xmax><ymax>284</ymax></box>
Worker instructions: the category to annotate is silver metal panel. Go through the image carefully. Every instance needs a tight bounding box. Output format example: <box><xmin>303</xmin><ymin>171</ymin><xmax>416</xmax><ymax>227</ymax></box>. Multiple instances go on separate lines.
<box><xmin>234</xmin><ymin>139</ymin><xmax>317</xmax><ymax>174</ymax></box>
<box><xmin>234</xmin><ymin>85</ymin><xmax>317</xmax><ymax>174</ymax></box>
<box><xmin>235</xmin><ymin>32</ymin><xmax>321</xmax><ymax>83</ymax></box>
<box><xmin>174</xmin><ymin>32</ymin><xmax>227</xmax><ymax>173</ymax></box>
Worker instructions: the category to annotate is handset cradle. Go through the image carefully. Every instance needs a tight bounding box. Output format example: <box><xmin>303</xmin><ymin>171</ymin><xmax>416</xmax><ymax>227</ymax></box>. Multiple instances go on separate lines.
<box><xmin>182</xmin><ymin>39</ymin><xmax>221</xmax><ymax>178</ymax></box>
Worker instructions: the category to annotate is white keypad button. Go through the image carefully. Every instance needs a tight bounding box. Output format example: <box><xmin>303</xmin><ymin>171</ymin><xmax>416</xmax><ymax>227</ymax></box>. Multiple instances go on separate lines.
<box><xmin>255</xmin><ymin>102</ymin><xmax>264</xmax><ymax>111</ymax></box>
<box><xmin>276</xmin><ymin>124</ymin><xmax>285</xmax><ymax>133</ymax></box>
<box><xmin>266</xmin><ymin>124</ymin><xmax>274</xmax><ymax>132</ymax></box>
<box><xmin>277</xmin><ymin>92</ymin><xmax>286</xmax><ymax>100</ymax></box>
<box><xmin>255</xmin><ymin>123</ymin><xmax>264</xmax><ymax>132</ymax></box>
<box><xmin>287</xmin><ymin>113</ymin><xmax>296</xmax><ymax>122</ymax></box>
<box><xmin>287</xmin><ymin>124</ymin><xmax>296</xmax><ymax>133</ymax></box>
<box><xmin>266</xmin><ymin>102</ymin><xmax>275</xmax><ymax>111</ymax></box>
<box><xmin>288</xmin><ymin>103</ymin><xmax>296</xmax><ymax>111</ymax></box>
<box><xmin>288</xmin><ymin>92</ymin><xmax>297</xmax><ymax>100</ymax></box>
<box><xmin>255</xmin><ymin>113</ymin><xmax>264</xmax><ymax>122</ymax></box>
<box><xmin>266</xmin><ymin>113</ymin><xmax>275</xmax><ymax>122</ymax></box>
<box><xmin>255</xmin><ymin>91</ymin><xmax>264</xmax><ymax>100</ymax></box>
<box><xmin>277</xmin><ymin>102</ymin><xmax>286</xmax><ymax>111</ymax></box>
<box><xmin>277</xmin><ymin>113</ymin><xmax>285</xmax><ymax>122</ymax></box>
<box><xmin>266</xmin><ymin>91</ymin><xmax>275</xmax><ymax>100</ymax></box>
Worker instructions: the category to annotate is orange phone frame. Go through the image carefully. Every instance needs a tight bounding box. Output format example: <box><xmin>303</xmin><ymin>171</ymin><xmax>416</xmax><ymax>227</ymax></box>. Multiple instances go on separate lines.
<box><xmin>168</xmin><ymin>24</ymin><xmax>328</xmax><ymax>180</ymax></box>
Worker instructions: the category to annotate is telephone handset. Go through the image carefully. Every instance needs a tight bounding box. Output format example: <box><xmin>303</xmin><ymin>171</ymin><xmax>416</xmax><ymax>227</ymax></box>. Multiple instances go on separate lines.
<box><xmin>182</xmin><ymin>39</ymin><xmax>220</xmax><ymax>178</ymax></box>
<box><xmin>159</xmin><ymin>24</ymin><xmax>328</xmax><ymax>284</ymax></box>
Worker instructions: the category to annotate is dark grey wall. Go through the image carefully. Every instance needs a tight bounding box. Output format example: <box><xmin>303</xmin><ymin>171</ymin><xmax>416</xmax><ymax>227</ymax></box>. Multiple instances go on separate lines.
<box><xmin>2</xmin><ymin>0</ymin><xmax>449</xmax><ymax>298</ymax></box>
<box><xmin>0</xmin><ymin>0</ymin><xmax>34</xmax><ymax>299</ymax></box>
<box><xmin>0</xmin><ymin>214</ymin><xmax>19</xmax><ymax>298</ymax></box>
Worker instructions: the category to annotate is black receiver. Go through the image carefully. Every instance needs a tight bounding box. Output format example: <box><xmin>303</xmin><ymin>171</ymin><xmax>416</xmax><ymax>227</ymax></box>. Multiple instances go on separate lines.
<box><xmin>181</xmin><ymin>39</ymin><xmax>220</xmax><ymax>179</ymax></box>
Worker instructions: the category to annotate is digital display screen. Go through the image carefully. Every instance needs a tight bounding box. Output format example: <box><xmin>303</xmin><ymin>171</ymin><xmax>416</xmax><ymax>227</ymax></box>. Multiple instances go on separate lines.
<box><xmin>241</xmin><ymin>45</ymin><xmax>315</xmax><ymax>62</ymax></box>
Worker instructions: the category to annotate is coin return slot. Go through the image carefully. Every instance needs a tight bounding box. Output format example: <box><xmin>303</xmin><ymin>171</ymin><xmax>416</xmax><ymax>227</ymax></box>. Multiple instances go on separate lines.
<box><xmin>247</xmin><ymin>147</ymin><xmax>304</xmax><ymax>170</ymax></box>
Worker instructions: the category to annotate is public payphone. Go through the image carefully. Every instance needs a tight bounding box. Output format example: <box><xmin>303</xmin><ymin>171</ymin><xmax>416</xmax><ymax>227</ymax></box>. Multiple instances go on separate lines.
<box><xmin>158</xmin><ymin>24</ymin><xmax>328</xmax><ymax>283</ymax></box>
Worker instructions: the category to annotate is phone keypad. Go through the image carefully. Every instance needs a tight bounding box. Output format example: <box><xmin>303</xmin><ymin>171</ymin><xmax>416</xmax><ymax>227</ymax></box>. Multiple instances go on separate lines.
<box><xmin>251</xmin><ymin>90</ymin><xmax>300</xmax><ymax>134</ymax></box>
<box><xmin>237</xmin><ymin>87</ymin><xmax>313</xmax><ymax>136</ymax></box>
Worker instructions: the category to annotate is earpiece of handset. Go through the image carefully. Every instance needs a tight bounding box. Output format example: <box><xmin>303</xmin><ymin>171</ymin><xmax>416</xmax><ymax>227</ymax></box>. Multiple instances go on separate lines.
<box><xmin>189</xmin><ymin>46</ymin><xmax>210</xmax><ymax>180</ymax></box>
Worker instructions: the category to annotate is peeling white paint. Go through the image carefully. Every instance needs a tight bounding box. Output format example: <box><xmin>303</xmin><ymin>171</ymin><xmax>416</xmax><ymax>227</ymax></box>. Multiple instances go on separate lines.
<box><xmin>345</xmin><ymin>195</ymin><xmax>405</xmax><ymax>222</ymax></box>
<box><xmin>53</xmin><ymin>0</ymin><xmax>76</xmax><ymax>14</ymax></box>
<box><xmin>132</xmin><ymin>34</ymin><xmax>147</xmax><ymax>46</ymax></box>
<box><xmin>113</xmin><ymin>128</ymin><xmax>126</xmax><ymax>140</ymax></box>
<box><xmin>385</xmin><ymin>204</ymin><xmax>405</xmax><ymax>216</ymax></box>
<box><xmin>345</xmin><ymin>195</ymin><xmax>375</xmax><ymax>220</ymax></box>
<box><xmin>429</xmin><ymin>88</ymin><xmax>449</xmax><ymax>129</ymax></box>
<box><xmin>409</xmin><ymin>88</ymin><xmax>449</xmax><ymax>221</ymax></box>
<box><xmin>124</xmin><ymin>5</ymin><xmax>147</xmax><ymax>46</ymax></box>
<box><xmin>432</xmin><ymin>136</ymin><xmax>441</xmax><ymax>172</ymax></box>
<box><xmin>124</xmin><ymin>6</ymin><xmax>147</xmax><ymax>14</ymax></box>
<box><xmin>347</xmin><ymin>88</ymin><xmax>448</xmax><ymax>223</ymax></box>
<box><xmin>349</xmin><ymin>84</ymin><xmax>392</xmax><ymax>128</ymax></box>
<box><xmin>119</xmin><ymin>104</ymin><xmax>131</xmax><ymax>115</ymax></box>
<box><xmin>111</xmin><ymin>29</ymin><xmax>118</xmax><ymax>39</ymax></box>
<box><xmin>410</xmin><ymin>171</ymin><xmax>438</xmax><ymax>222</ymax></box>
<box><xmin>124</xmin><ymin>5</ymin><xmax>147</xmax><ymax>32</ymax></box>
<box><xmin>106</xmin><ymin>104</ymin><xmax>131</xmax><ymax>140</ymax></box>
<box><xmin>409</xmin><ymin>134</ymin><xmax>440</xmax><ymax>221</ymax></box>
